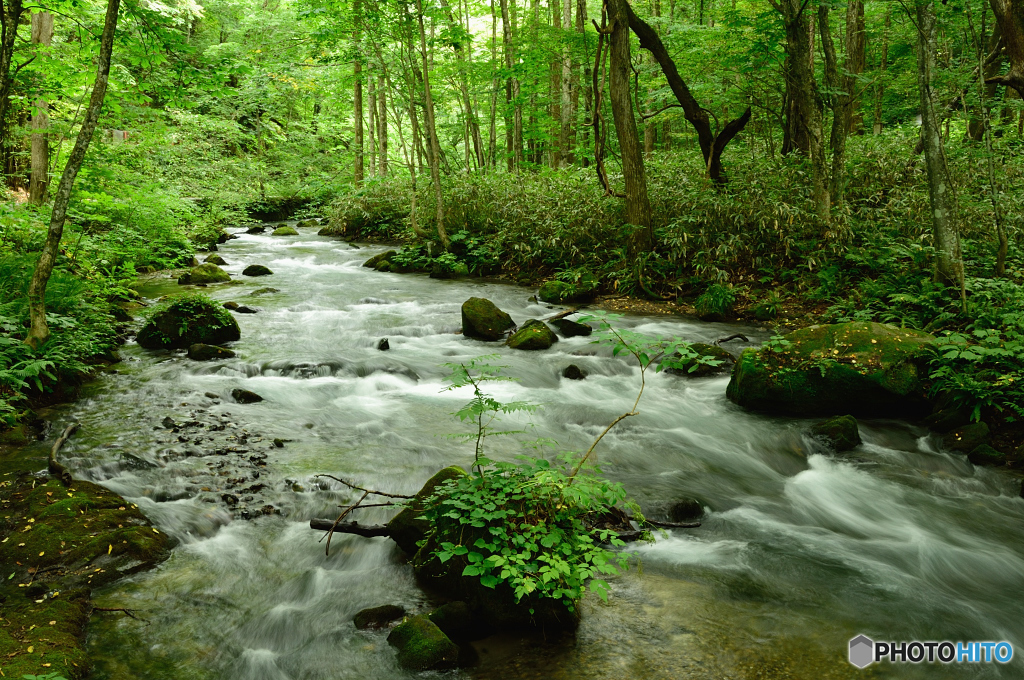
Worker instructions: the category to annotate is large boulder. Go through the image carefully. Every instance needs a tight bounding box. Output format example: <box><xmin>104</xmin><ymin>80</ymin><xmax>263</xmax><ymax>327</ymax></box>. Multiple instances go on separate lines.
<box><xmin>386</xmin><ymin>466</ymin><xmax>468</xmax><ymax>555</ymax></box>
<box><xmin>942</xmin><ymin>422</ymin><xmax>990</xmax><ymax>452</ymax></box>
<box><xmin>136</xmin><ymin>297</ymin><xmax>241</xmax><ymax>350</ymax></box>
<box><xmin>809</xmin><ymin>415</ymin><xmax>861</xmax><ymax>452</ymax></box>
<box><xmin>506</xmin><ymin>319</ymin><xmax>558</xmax><ymax>351</ymax></box>
<box><xmin>363</xmin><ymin>250</ymin><xmax>398</xmax><ymax>270</ymax></box>
<box><xmin>726</xmin><ymin>322</ymin><xmax>935</xmax><ymax>417</ymax></box>
<box><xmin>461</xmin><ymin>298</ymin><xmax>514</xmax><ymax>341</ymax></box>
<box><xmin>354</xmin><ymin>604</ymin><xmax>406</xmax><ymax>630</ymax></box>
<box><xmin>178</xmin><ymin>263</ymin><xmax>230</xmax><ymax>285</ymax></box>
<box><xmin>551</xmin><ymin>318</ymin><xmax>592</xmax><ymax>337</ymax></box>
<box><xmin>272</xmin><ymin>226</ymin><xmax>298</xmax><ymax>236</ymax></box>
<box><xmin>387</xmin><ymin>615</ymin><xmax>459</xmax><ymax>671</ymax></box>
<box><xmin>242</xmin><ymin>264</ymin><xmax>274</xmax><ymax>277</ymax></box>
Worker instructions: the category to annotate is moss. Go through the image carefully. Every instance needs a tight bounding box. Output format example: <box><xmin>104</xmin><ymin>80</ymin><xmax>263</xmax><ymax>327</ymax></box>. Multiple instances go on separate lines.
<box><xmin>506</xmin><ymin>319</ymin><xmax>558</xmax><ymax>350</ymax></box>
<box><xmin>461</xmin><ymin>298</ymin><xmax>514</xmax><ymax>341</ymax></box>
<box><xmin>272</xmin><ymin>226</ymin><xmax>298</xmax><ymax>236</ymax></box>
<box><xmin>136</xmin><ymin>294</ymin><xmax>240</xmax><ymax>350</ymax></box>
<box><xmin>809</xmin><ymin>415</ymin><xmax>861</xmax><ymax>452</ymax></box>
<box><xmin>726</xmin><ymin>322</ymin><xmax>935</xmax><ymax>417</ymax></box>
<box><xmin>386</xmin><ymin>615</ymin><xmax>459</xmax><ymax>671</ymax></box>
<box><xmin>362</xmin><ymin>250</ymin><xmax>398</xmax><ymax>269</ymax></box>
<box><xmin>0</xmin><ymin>476</ymin><xmax>170</xmax><ymax>679</ymax></box>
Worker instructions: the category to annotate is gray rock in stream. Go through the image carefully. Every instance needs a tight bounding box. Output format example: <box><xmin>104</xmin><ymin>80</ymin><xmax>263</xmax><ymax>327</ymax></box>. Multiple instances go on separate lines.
<box><xmin>231</xmin><ymin>388</ymin><xmax>264</xmax><ymax>404</ymax></box>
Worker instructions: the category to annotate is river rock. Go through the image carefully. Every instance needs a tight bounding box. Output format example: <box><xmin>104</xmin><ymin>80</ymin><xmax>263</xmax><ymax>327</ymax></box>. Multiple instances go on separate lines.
<box><xmin>387</xmin><ymin>466</ymin><xmax>468</xmax><ymax>554</ymax></box>
<box><xmin>354</xmin><ymin>604</ymin><xmax>406</xmax><ymax>630</ymax></box>
<box><xmin>251</xmin><ymin>287</ymin><xmax>280</xmax><ymax>296</ymax></box>
<box><xmin>377</xmin><ymin>338</ymin><xmax>390</xmax><ymax>351</ymax></box>
<box><xmin>667</xmin><ymin>343</ymin><xmax>735</xmax><ymax>378</ymax></box>
<box><xmin>246</xmin><ymin>225</ymin><xmax>266</xmax><ymax>234</ymax></box>
<box><xmin>538</xmin><ymin>281</ymin><xmax>572</xmax><ymax>303</ymax></box>
<box><xmin>204</xmin><ymin>254</ymin><xmax>227</xmax><ymax>265</ymax></box>
<box><xmin>243</xmin><ymin>264</ymin><xmax>274</xmax><ymax>277</ymax></box>
<box><xmin>726</xmin><ymin>322</ymin><xmax>936</xmax><ymax>417</ymax></box>
<box><xmin>387</xmin><ymin>615</ymin><xmax>459</xmax><ymax>671</ymax></box>
<box><xmin>461</xmin><ymin>298</ymin><xmax>514</xmax><ymax>341</ymax></box>
<box><xmin>234</xmin><ymin>306</ymin><xmax>258</xmax><ymax>314</ymax></box>
<box><xmin>137</xmin><ymin>297</ymin><xmax>241</xmax><ymax>350</ymax></box>
<box><xmin>272</xmin><ymin>226</ymin><xmax>299</xmax><ymax>236</ymax></box>
<box><xmin>363</xmin><ymin>250</ymin><xmax>398</xmax><ymax>270</ymax></box>
<box><xmin>428</xmin><ymin>601</ymin><xmax>483</xmax><ymax>641</ymax></box>
<box><xmin>178</xmin><ymin>263</ymin><xmax>231</xmax><ymax>285</ymax></box>
<box><xmin>923</xmin><ymin>405</ymin><xmax>972</xmax><ymax>432</ymax></box>
<box><xmin>551</xmin><ymin>318</ymin><xmax>592</xmax><ymax>337</ymax></box>
<box><xmin>507</xmin><ymin>319</ymin><xmax>558</xmax><ymax>351</ymax></box>
<box><xmin>943</xmin><ymin>422</ymin><xmax>991</xmax><ymax>452</ymax></box>
<box><xmin>808</xmin><ymin>415</ymin><xmax>861</xmax><ymax>452</ymax></box>
<box><xmin>562</xmin><ymin>364</ymin><xmax>586</xmax><ymax>380</ymax></box>
<box><xmin>668</xmin><ymin>499</ymin><xmax>705</xmax><ymax>522</ymax></box>
<box><xmin>968</xmin><ymin>444</ymin><xmax>1005</xmax><ymax>466</ymax></box>
<box><xmin>223</xmin><ymin>301</ymin><xmax>240</xmax><ymax>310</ymax></box>
<box><xmin>296</xmin><ymin>219</ymin><xmax>319</xmax><ymax>228</ymax></box>
<box><xmin>187</xmin><ymin>344</ymin><xmax>236</xmax><ymax>361</ymax></box>
<box><xmin>231</xmin><ymin>388</ymin><xmax>264</xmax><ymax>404</ymax></box>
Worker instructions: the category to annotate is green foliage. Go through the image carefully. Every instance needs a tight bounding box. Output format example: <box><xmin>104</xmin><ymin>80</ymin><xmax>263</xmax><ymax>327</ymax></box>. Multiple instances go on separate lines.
<box><xmin>695</xmin><ymin>283</ymin><xmax>737</xmax><ymax>318</ymax></box>
<box><xmin>928</xmin><ymin>327</ymin><xmax>1024</xmax><ymax>423</ymax></box>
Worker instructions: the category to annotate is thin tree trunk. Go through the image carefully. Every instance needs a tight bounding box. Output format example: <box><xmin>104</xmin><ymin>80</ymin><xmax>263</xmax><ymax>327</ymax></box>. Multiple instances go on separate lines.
<box><xmin>559</xmin><ymin>0</ymin><xmax>575</xmax><ymax>165</ymax></box>
<box><xmin>0</xmin><ymin>0</ymin><xmax>25</xmax><ymax>161</ymax></box>
<box><xmin>26</xmin><ymin>0</ymin><xmax>120</xmax><ymax>348</ymax></box>
<box><xmin>551</xmin><ymin>0</ymin><xmax>562</xmax><ymax>168</ymax></box>
<box><xmin>916</xmin><ymin>0</ymin><xmax>966</xmax><ymax>295</ymax></box>
<box><xmin>606</xmin><ymin>0</ymin><xmax>653</xmax><ymax>257</ymax></box>
<box><xmin>353</xmin><ymin>0</ymin><xmax>365</xmax><ymax>183</ymax></box>
<box><xmin>643</xmin><ymin>0</ymin><xmax>658</xmax><ymax>155</ymax></box>
<box><xmin>368</xmin><ymin>73</ymin><xmax>377</xmax><ymax>176</ymax></box>
<box><xmin>967</xmin><ymin>24</ymin><xmax>1003</xmax><ymax>141</ymax></box>
<box><xmin>378</xmin><ymin>74</ymin><xmax>388</xmax><ymax>174</ymax></box>
<box><xmin>438</xmin><ymin>0</ymin><xmax>485</xmax><ymax>169</ymax></box>
<box><xmin>987</xmin><ymin>0</ymin><xmax>1024</xmax><ymax>98</ymax></box>
<box><xmin>416</xmin><ymin>0</ymin><xmax>448</xmax><ymax>246</ymax></box>
<box><xmin>29</xmin><ymin>11</ymin><xmax>53</xmax><ymax>205</ymax></box>
<box><xmin>579</xmin><ymin>0</ymin><xmax>591</xmax><ymax>165</ymax></box>
<box><xmin>501</xmin><ymin>0</ymin><xmax>515</xmax><ymax>171</ymax></box>
<box><xmin>873</xmin><ymin>8</ymin><xmax>890</xmax><ymax>134</ymax></box>
<box><xmin>489</xmin><ymin>0</ymin><xmax>498</xmax><ymax>169</ymax></box>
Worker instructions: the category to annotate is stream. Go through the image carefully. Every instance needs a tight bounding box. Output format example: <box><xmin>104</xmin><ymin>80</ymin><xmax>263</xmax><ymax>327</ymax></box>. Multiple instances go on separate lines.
<box><xmin>49</xmin><ymin>224</ymin><xmax>1024</xmax><ymax>679</ymax></box>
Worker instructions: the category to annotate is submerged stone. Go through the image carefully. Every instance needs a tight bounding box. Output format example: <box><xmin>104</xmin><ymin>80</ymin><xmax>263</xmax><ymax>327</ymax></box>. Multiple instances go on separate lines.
<box><xmin>562</xmin><ymin>364</ymin><xmax>586</xmax><ymax>380</ymax></box>
<box><xmin>354</xmin><ymin>604</ymin><xmax>406</xmax><ymax>630</ymax></box>
<box><xmin>551</xmin><ymin>318</ymin><xmax>592</xmax><ymax>337</ymax></box>
<box><xmin>461</xmin><ymin>298</ymin><xmax>514</xmax><ymax>341</ymax></box>
<box><xmin>188</xmin><ymin>344</ymin><xmax>236</xmax><ymax>361</ymax></box>
<box><xmin>668</xmin><ymin>499</ymin><xmax>705</xmax><ymax>523</ymax></box>
<box><xmin>242</xmin><ymin>264</ymin><xmax>274</xmax><ymax>277</ymax></box>
<box><xmin>808</xmin><ymin>414</ymin><xmax>861</xmax><ymax>452</ymax></box>
<box><xmin>231</xmin><ymin>388</ymin><xmax>264</xmax><ymax>404</ymax></box>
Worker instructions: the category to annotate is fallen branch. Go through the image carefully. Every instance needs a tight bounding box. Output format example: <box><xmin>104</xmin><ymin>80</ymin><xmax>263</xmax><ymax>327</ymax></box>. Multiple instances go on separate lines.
<box><xmin>48</xmin><ymin>422</ymin><xmax>80</xmax><ymax>487</ymax></box>
<box><xmin>645</xmin><ymin>519</ymin><xmax>701</xmax><ymax>529</ymax></box>
<box><xmin>92</xmin><ymin>606</ymin><xmax>146</xmax><ymax>622</ymax></box>
<box><xmin>715</xmin><ymin>334</ymin><xmax>749</xmax><ymax>345</ymax></box>
<box><xmin>309</xmin><ymin>519</ymin><xmax>391</xmax><ymax>536</ymax></box>
<box><xmin>322</xmin><ymin>490</ymin><xmax>369</xmax><ymax>556</ymax></box>
<box><xmin>313</xmin><ymin>474</ymin><xmax>412</xmax><ymax>499</ymax></box>
<box><xmin>542</xmin><ymin>306</ymin><xmax>586</xmax><ymax>322</ymax></box>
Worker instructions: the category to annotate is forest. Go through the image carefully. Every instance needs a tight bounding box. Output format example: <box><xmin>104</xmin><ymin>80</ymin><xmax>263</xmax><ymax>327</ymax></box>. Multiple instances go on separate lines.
<box><xmin>0</xmin><ymin>0</ymin><xmax>1023</xmax><ymax>675</ymax></box>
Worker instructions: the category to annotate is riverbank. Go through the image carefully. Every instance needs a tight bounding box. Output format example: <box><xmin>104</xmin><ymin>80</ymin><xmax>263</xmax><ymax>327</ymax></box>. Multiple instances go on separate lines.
<box><xmin>0</xmin><ymin>422</ymin><xmax>170</xmax><ymax>679</ymax></box>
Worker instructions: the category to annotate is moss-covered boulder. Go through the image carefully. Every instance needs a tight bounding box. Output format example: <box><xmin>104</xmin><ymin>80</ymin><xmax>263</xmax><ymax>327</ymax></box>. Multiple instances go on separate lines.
<box><xmin>551</xmin><ymin>318</ymin><xmax>592</xmax><ymax>337</ymax></box>
<box><xmin>667</xmin><ymin>343</ymin><xmax>735</xmax><ymax>378</ymax></box>
<box><xmin>386</xmin><ymin>466</ymin><xmax>468</xmax><ymax>555</ymax></box>
<box><xmin>178</xmin><ymin>263</ymin><xmax>231</xmax><ymax>285</ymax></box>
<box><xmin>427</xmin><ymin>601</ymin><xmax>481</xmax><ymax>641</ymax></box>
<box><xmin>296</xmin><ymin>219</ymin><xmax>319</xmax><ymax>228</ymax></box>
<box><xmin>461</xmin><ymin>298</ymin><xmax>515</xmax><ymax>341</ymax></box>
<box><xmin>968</xmin><ymin>444</ymin><xmax>1005</xmax><ymax>466</ymax></box>
<box><xmin>187</xmin><ymin>344</ymin><xmax>236</xmax><ymax>361</ymax></box>
<box><xmin>362</xmin><ymin>250</ymin><xmax>398</xmax><ymax>270</ymax></box>
<box><xmin>538</xmin><ymin>280</ymin><xmax>572</xmax><ymax>303</ymax></box>
<box><xmin>136</xmin><ymin>296</ymin><xmax>241</xmax><ymax>350</ymax></box>
<box><xmin>272</xmin><ymin>226</ymin><xmax>299</xmax><ymax>236</ymax></box>
<box><xmin>726</xmin><ymin>322</ymin><xmax>936</xmax><ymax>417</ymax></box>
<box><xmin>809</xmin><ymin>415</ymin><xmax>861</xmax><ymax>452</ymax></box>
<box><xmin>354</xmin><ymin>604</ymin><xmax>406</xmax><ymax>630</ymax></box>
<box><xmin>204</xmin><ymin>253</ymin><xmax>227</xmax><ymax>265</ymax></box>
<box><xmin>242</xmin><ymin>264</ymin><xmax>274</xmax><ymax>277</ymax></box>
<box><xmin>943</xmin><ymin>422</ymin><xmax>990</xmax><ymax>452</ymax></box>
<box><xmin>386</xmin><ymin>615</ymin><xmax>459</xmax><ymax>671</ymax></box>
<box><xmin>506</xmin><ymin>319</ymin><xmax>558</xmax><ymax>350</ymax></box>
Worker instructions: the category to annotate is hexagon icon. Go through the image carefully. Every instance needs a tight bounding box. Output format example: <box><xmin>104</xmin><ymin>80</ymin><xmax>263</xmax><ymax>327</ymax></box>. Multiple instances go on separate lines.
<box><xmin>849</xmin><ymin>635</ymin><xmax>874</xmax><ymax>669</ymax></box>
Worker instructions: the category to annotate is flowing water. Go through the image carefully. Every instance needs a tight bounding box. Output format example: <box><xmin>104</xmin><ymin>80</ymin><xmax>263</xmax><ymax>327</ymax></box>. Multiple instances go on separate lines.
<box><xmin>48</xmin><ymin>225</ymin><xmax>1024</xmax><ymax>679</ymax></box>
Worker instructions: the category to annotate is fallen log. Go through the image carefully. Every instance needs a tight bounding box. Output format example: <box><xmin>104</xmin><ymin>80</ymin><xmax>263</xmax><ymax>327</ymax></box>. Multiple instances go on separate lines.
<box><xmin>309</xmin><ymin>519</ymin><xmax>391</xmax><ymax>537</ymax></box>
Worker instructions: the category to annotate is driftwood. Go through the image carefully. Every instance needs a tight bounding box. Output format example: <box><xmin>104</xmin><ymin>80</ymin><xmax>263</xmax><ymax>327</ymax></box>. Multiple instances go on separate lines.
<box><xmin>48</xmin><ymin>422</ymin><xmax>80</xmax><ymax>487</ymax></box>
<box><xmin>715</xmin><ymin>334</ymin><xmax>749</xmax><ymax>345</ymax></box>
<box><xmin>542</xmin><ymin>306</ymin><xmax>586</xmax><ymax>322</ymax></box>
<box><xmin>309</xmin><ymin>519</ymin><xmax>391</xmax><ymax>536</ymax></box>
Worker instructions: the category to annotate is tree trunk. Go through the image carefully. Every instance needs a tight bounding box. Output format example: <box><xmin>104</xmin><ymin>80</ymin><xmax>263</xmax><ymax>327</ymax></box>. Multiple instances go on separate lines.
<box><xmin>416</xmin><ymin>0</ymin><xmax>448</xmax><ymax>246</ymax></box>
<box><xmin>845</xmin><ymin>0</ymin><xmax>866</xmax><ymax>133</ymax></box>
<box><xmin>378</xmin><ymin>75</ymin><xmax>388</xmax><ymax>174</ymax></box>
<box><xmin>916</xmin><ymin>0</ymin><xmax>965</xmax><ymax>293</ymax></box>
<box><xmin>353</xmin><ymin>0</ymin><xmax>365</xmax><ymax>183</ymax></box>
<box><xmin>606</xmin><ymin>0</ymin><xmax>653</xmax><ymax>257</ymax></box>
<box><xmin>438</xmin><ymin>0</ymin><xmax>485</xmax><ymax>169</ymax></box>
<box><xmin>368</xmin><ymin>73</ymin><xmax>377</xmax><ymax>176</ymax></box>
<box><xmin>489</xmin><ymin>0</ymin><xmax>498</xmax><ymax>169</ymax></box>
<box><xmin>643</xmin><ymin>0</ymin><xmax>659</xmax><ymax>155</ymax></box>
<box><xmin>550</xmin><ymin>0</ymin><xmax>562</xmax><ymax>168</ymax></box>
<box><xmin>987</xmin><ymin>0</ymin><xmax>1024</xmax><ymax>98</ymax></box>
<box><xmin>29</xmin><ymin>11</ymin><xmax>53</xmax><ymax>205</ymax></box>
<box><xmin>579</xmin><ymin>0</ymin><xmax>591</xmax><ymax>165</ymax></box>
<box><xmin>559</xmin><ymin>0</ymin><xmax>575</xmax><ymax>165</ymax></box>
<box><xmin>776</xmin><ymin>0</ymin><xmax>828</xmax><ymax>219</ymax></box>
<box><xmin>873</xmin><ymin>8</ymin><xmax>890</xmax><ymax>134</ymax></box>
<box><xmin>0</xmin><ymin>0</ymin><xmax>25</xmax><ymax>158</ymax></box>
<box><xmin>625</xmin><ymin>3</ymin><xmax>750</xmax><ymax>183</ymax></box>
<box><xmin>967</xmin><ymin>24</ymin><xmax>1003</xmax><ymax>141</ymax></box>
<box><xmin>500</xmin><ymin>0</ymin><xmax>516</xmax><ymax>171</ymax></box>
<box><xmin>26</xmin><ymin>0</ymin><xmax>120</xmax><ymax>348</ymax></box>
